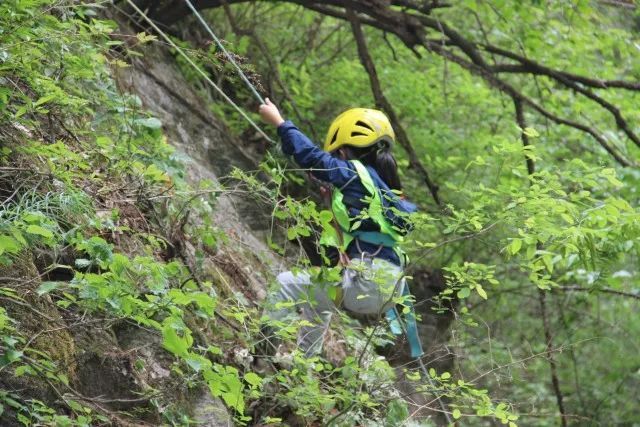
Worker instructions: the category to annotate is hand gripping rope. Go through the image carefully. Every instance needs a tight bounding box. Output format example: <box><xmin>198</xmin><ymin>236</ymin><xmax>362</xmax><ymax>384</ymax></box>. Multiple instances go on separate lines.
<box><xmin>124</xmin><ymin>0</ymin><xmax>275</xmax><ymax>144</ymax></box>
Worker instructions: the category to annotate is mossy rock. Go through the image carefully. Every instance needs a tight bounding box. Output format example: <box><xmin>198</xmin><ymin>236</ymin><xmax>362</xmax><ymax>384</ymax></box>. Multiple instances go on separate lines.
<box><xmin>0</xmin><ymin>253</ymin><xmax>76</xmax><ymax>373</ymax></box>
<box><xmin>0</xmin><ymin>252</ymin><xmax>77</xmax><ymax>420</ymax></box>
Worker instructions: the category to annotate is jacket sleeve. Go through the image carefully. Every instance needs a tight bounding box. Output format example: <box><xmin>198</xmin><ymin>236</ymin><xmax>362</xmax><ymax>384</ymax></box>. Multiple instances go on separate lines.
<box><xmin>277</xmin><ymin>120</ymin><xmax>355</xmax><ymax>186</ymax></box>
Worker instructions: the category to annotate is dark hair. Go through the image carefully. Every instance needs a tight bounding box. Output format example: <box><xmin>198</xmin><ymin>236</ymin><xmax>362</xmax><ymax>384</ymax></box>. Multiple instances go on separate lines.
<box><xmin>343</xmin><ymin>140</ymin><xmax>403</xmax><ymax>191</ymax></box>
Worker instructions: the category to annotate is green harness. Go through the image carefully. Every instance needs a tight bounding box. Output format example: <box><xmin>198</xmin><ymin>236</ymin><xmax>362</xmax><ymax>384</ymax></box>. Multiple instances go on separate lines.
<box><xmin>320</xmin><ymin>160</ymin><xmax>404</xmax><ymax>260</ymax></box>
<box><xmin>318</xmin><ymin>160</ymin><xmax>424</xmax><ymax>358</ymax></box>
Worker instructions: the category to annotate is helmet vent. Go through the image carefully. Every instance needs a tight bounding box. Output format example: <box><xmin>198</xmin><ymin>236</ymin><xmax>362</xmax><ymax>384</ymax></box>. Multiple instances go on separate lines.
<box><xmin>351</xmin><ymin>131</ymin><xmax>367</xmax><ymax>137</ymax></box>
<box><xmin>330</xmin><ymin>129</ymin><xmax>339</xmax><ymax>144</ymax></box>
<box><xmin>355</xmin><ymin>120</ymin><xmax>373</xmax><ymax>131</ymax></box>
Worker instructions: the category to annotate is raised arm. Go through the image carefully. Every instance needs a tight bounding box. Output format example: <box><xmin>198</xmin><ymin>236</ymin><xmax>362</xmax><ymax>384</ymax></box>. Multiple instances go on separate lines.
<box><xmin>259</xmin><ymin>99</ymin><xmax>355</xmax><ymax>186</ymax></box>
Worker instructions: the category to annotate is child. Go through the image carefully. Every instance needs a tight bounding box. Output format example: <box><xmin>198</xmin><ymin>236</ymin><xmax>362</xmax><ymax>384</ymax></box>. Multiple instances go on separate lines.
<box><xmin>259</xmin><ymin>99</ymin><xmax>417</xmax><ymax>356</ymax></box>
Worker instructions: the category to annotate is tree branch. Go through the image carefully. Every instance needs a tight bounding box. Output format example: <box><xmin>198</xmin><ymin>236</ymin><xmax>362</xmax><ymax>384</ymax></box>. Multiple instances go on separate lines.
<box><xmin>486</xmin><ymin>44</ymin><xmax>640</xmax><ymax>149</ymax></box>
<box><xmin>514</xmin><ymin>94</ymin><xmax>568</xmax><ymax>427</ymax></box>
<box><xmin>348</xmin><ymin>10</ymin><xmax>442</xmax><ymax>206</ymax></box>
<box><xmin>538</xmin><ymin>288</ymin><xmax>569</xmax><ymax>427</ymax></box>
<box><xmin>390</xmin><ymin>0</ymin><xmax>452</xmax><ymax>14</ymax></box>
<box><xmin>221</xmin><ymin>2</ymin><xmax>320</xmax><ymax>140</ymax></box>
<box><xmin>492</xmin><ymin>64</ymin><xmax>640</xmax><ymax>91</ymax></box>
<box><xmin>513</xmin><ymin>97</ymin><xmax>535</xmax><ymax>175</ymax></box>
<box><xmin>425</xmin><ymin>43</ymin><xmax>633</xmax><ymax>167</ymax></box>
<box><xmin>556</xmin><ymin>285</ymin><xmax>640</xmax><ymax>300</ymax></box>
<box><xmin>142</xmin><ymin>0</ymin><xmax>638</xmax><ymax>166</ymax></box>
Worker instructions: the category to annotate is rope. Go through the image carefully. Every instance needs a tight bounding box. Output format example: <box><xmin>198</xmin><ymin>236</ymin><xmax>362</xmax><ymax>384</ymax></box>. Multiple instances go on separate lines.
<box><xmin>183</xmin><ymin>0</ymin><xmax>266</xmax><ymax>105</ymax></box>
<box><xmin>393</xmin><ymin>306</ymin><xmax>453</xmax><ymax>424</ymax></box>
<box><xmin>124</xmin><ymin>0</ymin><xmax>275</xmax><ymax>144</ymax></box>
<box><xmin>417</xmin><ymin>358</ymin><xmax>454</xmax><ymax>425</ymax></box>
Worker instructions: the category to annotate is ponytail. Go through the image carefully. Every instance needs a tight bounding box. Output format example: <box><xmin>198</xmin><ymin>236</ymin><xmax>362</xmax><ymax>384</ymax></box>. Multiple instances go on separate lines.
<box><xmin>374</xmin><ymin>143</ymin><xmax>403</xmax><ymax>192</ymax></box>
<box><xmin>343</xmin><ymin>140</ymin><xmax>403</xmax><ymax>191</ymax></box>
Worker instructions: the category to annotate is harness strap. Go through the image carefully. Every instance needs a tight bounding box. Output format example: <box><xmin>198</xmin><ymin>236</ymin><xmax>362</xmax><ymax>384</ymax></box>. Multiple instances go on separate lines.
<box><xmin>355</xmin><ymin>238</ymin><xmax>384</xmax><ymax>258</ymax></box>
<box><xmin>385</xmin><ymin>282</ymin><xmax>424</xmax><ymax>359</ymax></box>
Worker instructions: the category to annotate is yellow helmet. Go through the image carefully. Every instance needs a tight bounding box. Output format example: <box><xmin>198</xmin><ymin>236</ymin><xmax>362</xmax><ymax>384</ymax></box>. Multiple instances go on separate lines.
<box><xmin>324</xmin><ymin>108</ymin><xmax>395</xmax><ymax>152</ymax></box>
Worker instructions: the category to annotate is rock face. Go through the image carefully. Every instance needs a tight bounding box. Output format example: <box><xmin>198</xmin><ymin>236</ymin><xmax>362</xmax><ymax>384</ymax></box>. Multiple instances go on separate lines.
<box><xmin>0</xmin><ymin>254</ymin><xmax>76</xmax><ymax>425</ymax></box>
<box><xmin>113</xmin><ymin>18</ymin><xmax>283</xmax><ymax>281</ymax></box>
<box><xmin>90</xmin><ymin>13</ymin><xmax>286</xmax><ymax>424</ymax></box>
<box><xmin>0</xmin><ymin>11</ymin><xmax>284</xmax><ymax>426</ymax></box>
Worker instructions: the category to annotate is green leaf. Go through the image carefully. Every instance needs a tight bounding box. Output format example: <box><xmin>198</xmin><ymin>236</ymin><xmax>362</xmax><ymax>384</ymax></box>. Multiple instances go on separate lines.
<box><xmin>0</xmin><ymin>235</ymin><xmax>20</xmax><ymax>256</ymax></box>
<box><xmin>508</xmin><ymin>239</ymin><xmax>522</xmax><ymax>255</ymax></box>
<box><xmin>192</xmin><ymin>292</ymin><xmax>217</xmax><ymax>316</ymax></box>
<box><xmin>162</xmin><ymin>323</ymin><xmax>192</xmax><ymax>357</ymax></box>
<box><xmin>11</xmin><ymin>230</ymin><xmax>26</xmax><ymax>246</ymax></box>
<box><xmin>244</xmin><ymin>372</ymin><xmax>262</xmax><ymax>387</ymax></box>
<box><xmin>452</xmin><ymin>408</ymin><xmax>461</xmax><ymax>419</ymax></box>
<box><xmin>319</xmin><ymin>210</ymin><xmax>333</xmax><ymax>223</ymax></box>
<box><xmin>135</xmin><ymin>117</ymin><xmax>162</xmax><ymax>129</ymax></box>
<box><xmin>66</xmin><ymin>399</ymin><xmax>84</xmax><ymax>412</ymax></box>
<box><xmin>185</xmin><ymin>354</ymin><xmax>209</xmax><ymax>372</ymax></box>
<box><xmin>34</xmin><ymin>94</ymin><xmax>56</xmax><ymax>107</ymax></box>
<box><xmin>25</xmin><ymin>224</ymin><xmax>53</xmax><ymax>239</ymax></box>
<box><xmin>457</xmin><ymin>287</ymin><xmax>471</xmax><ymax>298</ymax></box>
<box><xmin>136</xmin><ymin>32</ymin><xmax>157</xmax><ymax>43</ymax></box>
<box><xmin>286</xmin><ymin>227</ymin><xmax>296</xmax><ymax>240</ymax></box>
<box><xmin>207</xmin><ymin>345</ymin><xmax>222</xmax><ymax>355</ymax></box>
<box><xmin>542</xmin><ymin>254</ymin><xmax>554</xmax><ymax>273</ymax></box>
<box><xmin>75</xmin><ymin>258</ymin><xmax>92</xmax><ymax>269</ymax></box>
<box><xmin>37</xmin><ymin>281</ymin><xmax>62</xmax><ymax>295</ymax></box>
<box><xmin>4</xmin><ymin>349</ymin><xmax>23</xmax><ymax>363</ymax></box>
<box><xmin>476</xmin><ymin>284</ymin><xmax>487</xmax><ymax>299</ymax></box>
<box><xmin>14</xmin><ymin>365</ymin><xmax>33</xmax><ymax>377</ymax></box>
<box><xmin>326</xmin><ymin>286</ymin><xmax>337</xmax><ymax>301</ymax></box>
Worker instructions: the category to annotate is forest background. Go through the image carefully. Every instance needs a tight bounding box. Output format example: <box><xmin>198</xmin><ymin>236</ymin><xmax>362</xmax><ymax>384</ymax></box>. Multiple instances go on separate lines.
<box><xmin>0</xmin><ymin>0</ymin><xmax>639</xmax><ymax>426</ymax></box>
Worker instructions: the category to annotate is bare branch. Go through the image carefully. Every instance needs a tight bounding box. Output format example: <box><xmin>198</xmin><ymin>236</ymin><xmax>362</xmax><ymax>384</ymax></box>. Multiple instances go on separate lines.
<box><xmin>141</xmin><ymin>0</ymin><xmax>639</xmax><ymax>166</ymax></box>
<box><xmin>487</xmin><ymin>45</ymin><xmax>640</xmax><ymax>92</ymax></box>
<box><xmin>599</xmin><ymin>0</ymin><xmax>637</xmax><ymax>9</ymax></box>
<box><xmin>513</xmin><ymin>97</ymin><xmax>535</xmax><ymax>175</ymax></box>
<box><xmin>348</xmin><ymin>10</ymin><xmax>442</xmax><ymax>206</ymax></box>
<box><xmin>538</xmin><ymin>289</ymin><xmax>569</xmax><ymax>427</ymax></box>
<box><xmin>221</xmin><ymin>2</ymin><xmax>320</xmax><ymax>140</ymax></box>
<box><xmin>556</xmin><ymin>285</ymin><xmax>640</xmax><ymax>300</ymax></box>
<box><xmin>485</xmin><ymin>44</ymin><xmax>640</xmax><ymax>149</ymax></box>
<box><xmin>425</xmin><ymin>43</ymin><xmax>634</xmax><ymax>167</ymax></box>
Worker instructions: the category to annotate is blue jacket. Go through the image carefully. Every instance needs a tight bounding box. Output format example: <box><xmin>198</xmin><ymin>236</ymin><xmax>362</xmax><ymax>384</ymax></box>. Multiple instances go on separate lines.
<box><xmin>278</xmin><ymin>121</ymin><xmax>417</xmax><ymax>266</ymax></box>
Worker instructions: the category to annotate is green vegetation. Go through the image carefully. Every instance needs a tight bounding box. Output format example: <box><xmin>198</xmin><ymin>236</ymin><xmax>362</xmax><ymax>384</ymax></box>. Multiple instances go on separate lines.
<box><xmin>1</xmin><ymin>0</ymin><xmax>639</xmax><ymax>426</ymax></box>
